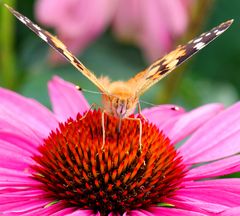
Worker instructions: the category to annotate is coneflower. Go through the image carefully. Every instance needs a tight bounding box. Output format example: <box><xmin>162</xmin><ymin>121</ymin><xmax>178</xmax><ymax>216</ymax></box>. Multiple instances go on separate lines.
<box><xmin>0</xmin><ymin>76</ymin><xmax>240</xmax><ymax>215</ymax></box>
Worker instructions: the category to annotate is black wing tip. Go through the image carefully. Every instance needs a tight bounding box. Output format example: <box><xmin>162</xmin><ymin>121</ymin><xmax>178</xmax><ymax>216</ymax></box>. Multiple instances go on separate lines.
<box><xmin>221</xmin><ymin>19</ymin><xmax>234</xmax><ymax>29</ymax></box>
<box><xmin>4</xmin><ymin>3</ymin><xmax>12</xmax><ymax>10</ymax></box>
<box><xmin>4</xmin><ymin>3</ymin><xmax>17</xmax><ymax>15</ymax></box>
<box><xmin>226</xmin><ymin>19</ymin><xmax>234</xmax><ymax>25</ymax></box>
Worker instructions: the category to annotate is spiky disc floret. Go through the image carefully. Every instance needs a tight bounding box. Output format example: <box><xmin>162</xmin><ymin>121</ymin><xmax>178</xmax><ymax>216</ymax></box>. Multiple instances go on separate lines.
<box><xmin>32</xmin><ymin>110</ymin><xmax>186</xmax><ymax>215</ymax></box>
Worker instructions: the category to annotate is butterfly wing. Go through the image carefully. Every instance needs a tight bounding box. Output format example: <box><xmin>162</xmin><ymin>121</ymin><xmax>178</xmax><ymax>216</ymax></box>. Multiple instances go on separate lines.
<box><xmin>128</xmin><ymin>19</ymin><xmax>233</xmax><ymax>96</ymax></box>
<box><xmin>5</xmin><ymin>4</ymin><xmax>108</xmax><ymax>93</ymax></box>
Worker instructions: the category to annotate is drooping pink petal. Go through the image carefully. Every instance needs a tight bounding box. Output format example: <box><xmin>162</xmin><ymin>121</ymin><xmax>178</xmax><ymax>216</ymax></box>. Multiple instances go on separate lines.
<box><xmin>166</xmin><ymin>196</ymin><xmax>227</xmax><ymax>214</ymax></box>
<box><xmin>0</xmin><ymin>140</ymin><xmax>34</xmax><ymax>170</ymax></box>
<box><xmin>0</xmin><ymin>188</ymin><xmax>45</xmax><ymax>198</ymax></box>
<box><xmin>185</xmin><ymin>155</ymin><xmax>240</xmax><ymax>180</ymax></box>
<box><xmin>165</xmin><ymin>103</ymin><xmax>224</xmax><ymax>144</ymax></box>
<box><xmin>12</xmin><ymin>202</ymin><xmax>70</xmax><ymax>216</ymax></box>
<box><xmin>0</xmin><ymin>167</ymin><xmax>36</xmax><ymax>185</ymax></box>
<box><xmin>0</xmin><ymin>87</ymin><xmax>58</xmax><ymax>137</ymax></box>
<box><xmin>147</xmin><ymin>206</ymin><xmax>206</xmax><ymax>216</ymax></box>
<box><xmin>0</xmin><ymin>132</ymin><xmax>39</xmax><ymax>155</ymax></box>
<box><xmin>175</xmin><ymin>187</ymin><xmax>240</xmax><ymax>209</ymax></box>
<box><xmin>126</xmin><ymin>209</ymin><xmax>154</xmax><ymax>216</ymax></box>
<box><xmin>0</xmin><ymin>107</ymin><xmax>44</xmax><ymax>144</ymax></box>
<box><xmin>180</xmin><ymin>102</ymin><xmax>240</xmax><ymax>164</ymax></box>
<box><xmin>167</xmin><ymin>179</ymin><xmax>240</xmax><ymax>213</ymax></box>
<box><xmin>52</xmin><ymin>207</ymin><xmax>95</xmax><ymax>216</ymax></box>
<box><xmin>142</xmin><ymin>104</ymin><xmax>185</xmax><ymax>127</ymax></box>
<box><xmin>183</xmin><ymin>178</ymin><xmax>240</xmax><ymax>193</ymax></box>
<box><xmin>220</xmin><ymin>207</ymin><xmax>240</xmax><ymax>216</ymax></box>
<box><xmin>0</xmin><ymin>198</ymin><xmax>54</xmax><ymax>214</ymax></box>
<box><xmin>109</xmin><ymin>212</ymin><xmax>121</xmax><ymax>216</ymax></box>
<box><xmin>48</xmin><ymin>76</ymin><xmax>90</xmax><ymax>122</ymax></box>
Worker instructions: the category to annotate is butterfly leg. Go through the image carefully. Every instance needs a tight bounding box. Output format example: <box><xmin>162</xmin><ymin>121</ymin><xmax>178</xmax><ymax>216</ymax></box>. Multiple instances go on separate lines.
<box><xmin>101</xmin><ymin>110</ymin><xmax>106</xmax><ymax>150</ymax></box>
<box><xmin>137</xmin><ymin>102</ymin><xmax>147</xmax><ymax>121</ymax></box>
<box><xmin>78</xmin><ymin>103</ymin><xmax>106</xmax><ymax>150</ymax></box>
<box><xmin>79</xmin><ymin>103</ymin><xmax>97</xmax><ymax>121</ymax></box>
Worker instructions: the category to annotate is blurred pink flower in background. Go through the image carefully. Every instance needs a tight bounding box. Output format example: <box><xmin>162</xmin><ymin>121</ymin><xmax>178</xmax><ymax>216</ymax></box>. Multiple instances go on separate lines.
<box><xmin>35</xmin><ymin>0</ymin><xmax>117</xmax><ymax>62</ymax></box>
<box><xmin>35</xmin><ymin>0</ymin><xmax>193</xmax><ymax>62</ymax></box>
<box><xmin>112</xmin><ymin>0</ymin><xmax>192</xmax><ymax>61</ymax></box>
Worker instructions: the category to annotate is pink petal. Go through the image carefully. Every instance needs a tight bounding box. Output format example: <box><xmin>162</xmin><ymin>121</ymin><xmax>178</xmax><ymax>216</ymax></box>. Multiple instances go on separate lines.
<box><xmin>0</xmin><ymin>198</ymin><xmax>52</xmax><ymax>214</ymax></box>
<box><xmin>48</xmin><ymin>76</ymin><xmax>90</xmax><ymax>122</ymax></box>
<box><xmin>142</xmin><ymin>104</ymin><xmax>185</xmax><ymax>127</ymax></box>
<box><xmin>220</xmin><ymin>207</ymin><xmax>240</xmax><ymax>216</ymax></box>
<box><xmin>0</xmin><ymin>108</ymin><xmax>43</xmax><ymax>143</ymax></box>
<box><xmin>166</xmin><ymin>196</ymin><xmax>227</xmax><ymax>214</ymax></box>
<box><xmin>127</xmin><ymin>209</ymin><xmax>154</xmax><ymax>216</ymax></box>
<box><xmin>0</xmin><ymin>167</ymin><xmax>36</xmax><ymax>184</ymax></box>
<box><xmin>17</xmin><ymin>202</ymin><xmax>67</xmax><ymax>216</ymax></box>
<box><xmin>185</xmin><ymin>155</ymin><xmax>240</xmax><ymax>180</ymax></box>
<box><xmin>0</xmin><ymin>140</ymin><xmax>34</xmax><ymax>170</ymax></box>
<box><xmin>168</xmin><ymin>179</ymin><xmax>240</xmax><ymax>213</ymax></box>
<box><xmin>148</xmin><ymin>207</ymin><xmax>206</xmax><ymax>216</ymax></box>
<box><xmin>180</xmin><ymin>102</ymin><xmax>240</xmax><ymax>164</ymax></box>
<box><xmin>165</xmin><ymin>103</ymin><xmax>224</xmax><ymax>144</ymax></box>
<box><xmin>64</xmin><ymin>209</ymin><xmax>96</xmax><ymax>216</ymax></box>
<box><xmin>184</xmin><ymin>178</ymin><xmax>240</xmax><ymax>193</ymax></box>
<box><xmin>0</xmin><ymin>132</ymin><xmax>39</xmax><ymax>155</ymax></box>
<box><xmin>52</xmin><ymin>208</ymin><xmax>95</xmax><ymax>216</ymax></box>
<box><xmin>0</xmin><ymin>188</ymin><xmax>45</xmax><ymax>198</ymax></box>
<box><xmin>0</xmin><ymin>87</ymin><xmax>58</xmax><ymax>137</ymax></box>
<box><xmin>175</xmin><ymin>187</ymin><xmax>240</xmax><ymax>208</ymax></box>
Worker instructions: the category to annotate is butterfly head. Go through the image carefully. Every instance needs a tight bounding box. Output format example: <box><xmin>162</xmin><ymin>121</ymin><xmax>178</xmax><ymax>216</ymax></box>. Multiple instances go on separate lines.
<box><xmin>111</xmin><ymin>96</ymin><xmax>138</xmax><ymax>118</ymax></box>
<box><xmin>101</xmin><ymin>82</ymin><xmax>138</xmax><ymax>119</ymax></box>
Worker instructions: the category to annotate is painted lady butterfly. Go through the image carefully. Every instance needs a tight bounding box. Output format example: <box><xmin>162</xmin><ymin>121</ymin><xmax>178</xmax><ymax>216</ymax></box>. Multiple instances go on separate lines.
<box><xmin>5</xmin><ymin>4</ymin><xmax>233</xmax><ymax>119</ymax></box>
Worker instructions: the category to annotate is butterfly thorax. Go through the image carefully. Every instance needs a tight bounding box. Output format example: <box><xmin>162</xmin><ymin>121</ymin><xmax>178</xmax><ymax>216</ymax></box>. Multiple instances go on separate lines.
<box><xmin>101</xmin><ymin>80</ymin><xmax>138</xmax><ymax>118</ymax></box>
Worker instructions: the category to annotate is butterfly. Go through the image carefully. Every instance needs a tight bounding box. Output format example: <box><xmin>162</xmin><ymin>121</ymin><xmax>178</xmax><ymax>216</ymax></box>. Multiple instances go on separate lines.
<box><xmin>5</xmin><ymin>4</ymin><xmax>233</xmax><ymax>120</ymax></box>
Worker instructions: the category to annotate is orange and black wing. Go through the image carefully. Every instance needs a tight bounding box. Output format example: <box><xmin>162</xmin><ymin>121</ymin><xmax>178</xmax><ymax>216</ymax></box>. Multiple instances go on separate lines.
<box><xmin>129</xmin><ymin>19</ymin><xmax>233</xmax><ymax>96</ymax></box>
<box><xmin>5</xmin><ymin>4</ymin><xmax>108</xmax><ymax>93</ymax></box>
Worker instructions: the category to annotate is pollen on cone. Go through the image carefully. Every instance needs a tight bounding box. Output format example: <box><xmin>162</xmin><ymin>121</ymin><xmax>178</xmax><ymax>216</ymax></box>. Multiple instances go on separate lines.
<box><xmin>32</xmin><ymin>110</ymin><xmax>186</xmax><ymax>215</ymax></box>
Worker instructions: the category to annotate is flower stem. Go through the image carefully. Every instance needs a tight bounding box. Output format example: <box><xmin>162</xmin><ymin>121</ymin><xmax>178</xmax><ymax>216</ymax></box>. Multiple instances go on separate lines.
<box><xmin>0</xmin><ymin>0</ymin><xmax>17</xmax><ymax>89</ymax></box>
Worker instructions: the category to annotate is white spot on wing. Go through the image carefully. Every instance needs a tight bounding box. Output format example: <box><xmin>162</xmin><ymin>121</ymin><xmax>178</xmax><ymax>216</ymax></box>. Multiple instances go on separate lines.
<box><xmin>193</xmin><ymin>37</ymin><xmax>202</xmax><ymax>43</ymax></box>
<box><xmin>205</xmin><ymin>32</ymin><xmax>211</xmax><ymax>37</ymax></box>
<box><xmin>215</xmin><ymin>29</ymin><xmax>225</xmax><ymax>36</ymax></box>
<box><xmin>194</xmin><ymin>42</ymin><xmax>205</xmax><ymax>50</ymax></box>
<box><xmin>38</xmin><ymin>31</ymin><xmax>48</xmax><ymax>42</ymax></box>
<box><xmin>18</xmin><ymin>15</ymin><xmax>26</xmax><ymax>24</ymax></box>
<box><xmin>33</xmin><ymin>24</ymin><xmax>41</xmax><ymax>31</ymax></box>
<box><xmin>25</xmin><ymin>18</ymin><xmax>30</xmax><ymax>23</ymax></box>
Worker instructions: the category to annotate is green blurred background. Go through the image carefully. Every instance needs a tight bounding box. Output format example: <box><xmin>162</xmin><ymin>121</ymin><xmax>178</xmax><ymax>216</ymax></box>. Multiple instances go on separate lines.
<box><xmin>0</xmin><ymin>0</ymin><xmax>240</xmax><ymax>111</ymax></box>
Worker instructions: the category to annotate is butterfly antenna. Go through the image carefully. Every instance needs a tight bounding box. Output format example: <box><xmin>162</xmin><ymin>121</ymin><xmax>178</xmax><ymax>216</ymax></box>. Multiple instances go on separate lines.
<box><xmin>76</xmin><ymin>85</ymin><xmax>127</xmax><ymax>101</ymax></box>
<box><xmin>76</xmin><ymin>86</ymin><xmax>103</xmax><ymax>95</ymax></box>
<box><xmin>139</xmin><ymin>99</ymin><xmax>157</xmax><ymax>107</ymax></box>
